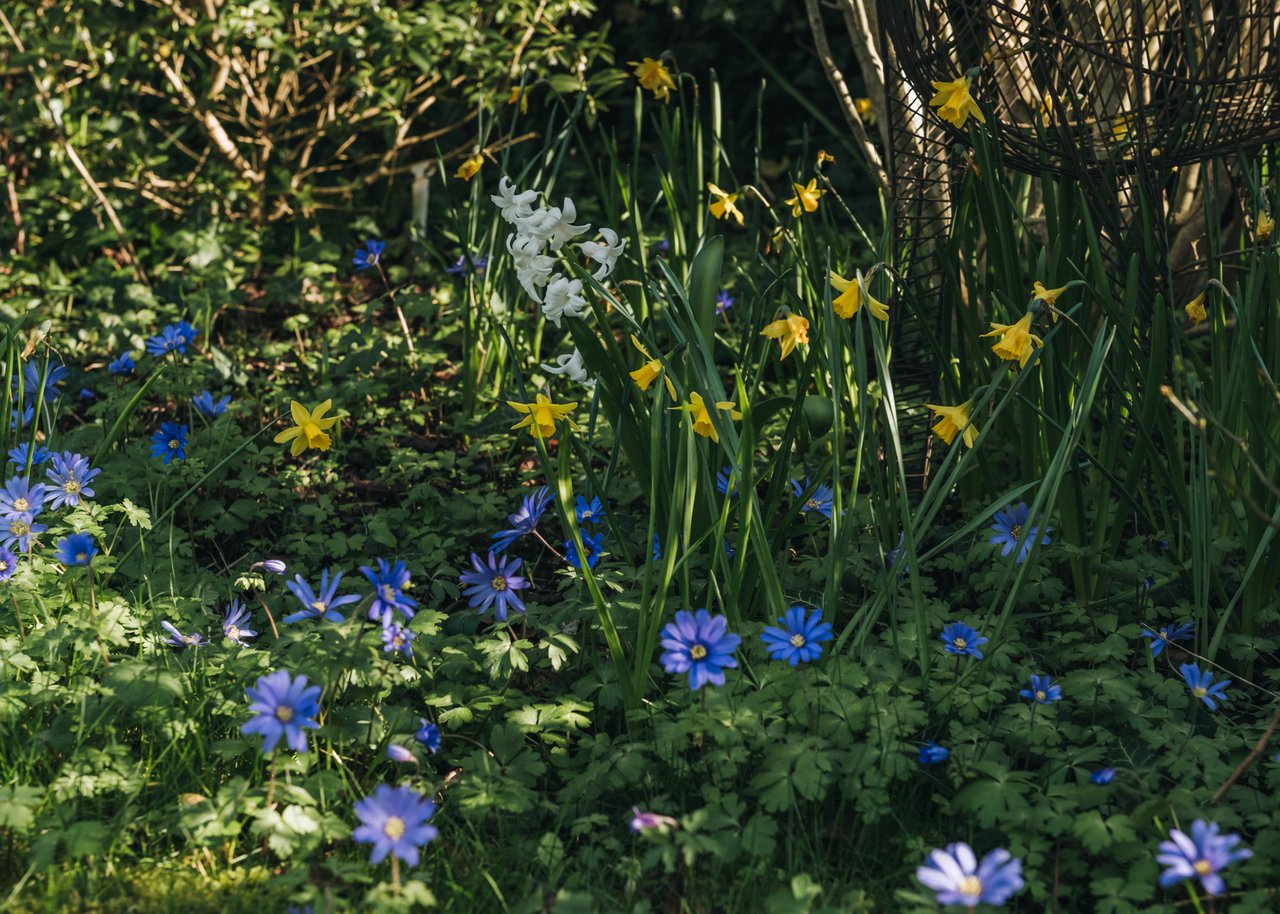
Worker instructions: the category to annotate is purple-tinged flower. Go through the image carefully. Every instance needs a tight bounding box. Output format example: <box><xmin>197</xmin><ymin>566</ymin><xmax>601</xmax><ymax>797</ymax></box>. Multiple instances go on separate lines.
<box><xmin>884</xmin><ymin>530</ymin><xmax>909</xmax><ymax>575</ymax></box>
<box><xmin>282</xmin><ymin>569</ymin><xmax>360</xmax><ymax>624</ymax></box>
<box><xmin>353</xmin><ymin>240</ymin><xmax>386</xmax><ymax>271</ymax></box>
<box><xmin>1180</xmin><ymin>663</ymin><xmax>1231</xmax><ymax>711</ymax></box>
<box><xmin>175</xmin><ymin>320</ymin><xmax>199</xmax><ymax>347</ymax></box>
<box><xmin>7</xmin><ymin>444</ymin><xmax>51</xmax><ymax>467</ymax></box>
<box><xmin>1020</xmin><ymin>674</ymin><xmax>1062</xmax><ymax>704</ymax></box>
<box><xmin>387</xmin><ymin>744</ymin><xmax>417</xmax><ymax>764</ymax></box>
<box><xmin>222</xmin><ymin>599</ymin><xmax>257</xmax><ymax>646</ymax></box>
<box><xmin>459</xmin><ymin>551</ymin><xmax>529</xmax><ymax>622</ymax></box>
<box><xmin>629</xmin><ymin>807</ymin><xmax>677</xmax><ymax>833</ymax></box>
<box><xmin>916</xmin><ymin>842</ymin><xmax>1024</xmax><ymax>907</ymax></box>
<box><xmin>989</xmin><ymin>502</ymin><xmax>1051</xmax><ymax>563</ymax></box>
<box><xmin>715</xmin><ymin>291</ymin><xmax>735</xmax><ymax>314</ymax></box>
<box><xmin>80</xmin><ymin>388</ymin><xmax>95</xmax><ymax>401</ymax></box>
<box><xmin>161</xmin><ymin>620</ymin><xmax>206</xmax><ymax>649</ymax></box>
<box><xmin>446</xmin><ymin>254</ymin><xmax>487</xmax><ymax>275</ymax></box>
<box><xmin>352</xmin><ymin>784</ymin><xmax>438</xmax><ymax>866</ymax></box>
<box><xmin>54</xmin><ymin>532</ymin><xmax>96</xmax><ymax>566</ymax></box>
<box><xmin>108</xmin><ymin>351</ymin><xmax>135</xmax><ymax>376</ymax></box>
<box><xmin>360</xmin><ymin>558</ymin><xmax>418</xmax><ymax>623</ymax></box>
<box><xmin>575</xmin><ymin>495</ymin><xmax>606</xmax><ymax>524</ymax></box>
<box><xmin>415</xmin><ymin>719</ymin><xmax>441</xmax><ymax>753</ymax></box>
<box><xmin>491</xmin><ymin>486</ymin><xmax>554</xmax><ymax>553</ymax></box>
<box><xmin>258</xmin><ymin>559</ymin><xmax>287</xmax><ymax>575</ymax></box>
<box><xmin>918</xmin><ymin>741</ymin><xmax>949</xmax><ymax>765</ymax></box>
<box><xmin>653</xmin><ymin>238</ymin><xmax>670</xmax><ymax>256</ymax></box>
<box><xmin>0</xmin><ymin>476</ymin><xmax>46</xmax><ymax>518</ymax></box>
<box><xmin>1156</xmin><ymin>819</ymin><xmax>1252</xmax><ymax>897</ymax></box>
<box><xmin>382</xmin><ymin>622</ymin><xmax>414</xmax><ymax>657</ymax></box>
<box><xmin>1142</xmin><ymin>622</ymin><xmax>1194</xmax><ymax>657</ymax></box>
<box><xmin>940</xmin><ymin>622</ymin><xmax>988</xmax><ymax>659</ymax></box>
<box><xmin>240</xmin><ymin>670</ymin><xmax>321</xmax><ymax>754</ymax></box>
<box><xmin>13</xmin><ymin>362</ymin><xmax>69</xmax><ymax>403</ymax></box>
<box><xmin>1</xmin><ymin>514</ymin><xmax>46</xmax><ymax>552</ymax></box>
<box><xmin>659</xmin><ymin>608</ymin><xmax>741</xmax><ymax>690</ymax></box>
<box><xmin>0</xmin><ymin>547</ymin><xmax>17</xmax><ymax>581</ymax></box>
<box><xmin>145</xmin><ymin>325</ymin><xmax>187</xmax><ymax>357</ymax></box>
<box><xmin>564</xmin><ymin>530</ymin><xmax>604</xmax><ymax>570</ymax></box>
<box><xmin>150</xmin><ymin>422</ymin><xmax>188</xmax><ymax>463</ymax></box>
<box><xmin>193</xmin><ymin>391</ymin><xmax>230</xmax><ymax>417</ymax></box>
<box><xmin>45</xmin><ymin>452</ymin><xmax>101</xmax><ymax>509</ymax></box>
<box><xmin>10</xmin><ymin>406</ymin><xmax>33</xmax><ymax>430</ymax></box>
<box><xmin>761</xmin><ymin>605</ymin><xmax>833</xmax><ymax>666</ymax></box>
<box><xmin>1091</xmin><ymin>768</ymin><xmax>1117</xmax><ymax>785</ymax></box>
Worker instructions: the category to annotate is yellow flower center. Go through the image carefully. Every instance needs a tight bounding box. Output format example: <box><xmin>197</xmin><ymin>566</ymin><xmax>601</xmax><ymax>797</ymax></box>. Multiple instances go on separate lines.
<box><xmin>75</xmin><ymin>552</ymin><xmax>88</xmax><ymax>563</ymax></box>
<box><xmin>10</xmin><ymin>520</ymin><xmax>27</xmax><ymax>536</ymax></box>
<box><xmin>393</xmin><ymin>635</ymin><xmax>404</xmax><ymax>648</ymax></box>
<box><xmin>1010</xmin><ymin>524</ymin><xmax>1023</xmax><ymax>540</ymax></box>
<box><xmin>690</xmin><ymin>644</ymin><xmax>707</xmax><ymax>660</ymax></box>
<box><xmin>168</xmin><ymin>438</ymin><xmax>180</xmax><ymax>449</ymax></box>
<box><xmin>381</xmin><ymin>585</ymin><xmax>397</xmax><ymax>602</ymax></box>
<box><xmin>64</xmin><ymin>481</ymin><xmax>80</xmax><ymax>494</ymax></box>
<box><xmin>227</xmin><ymin>625</ymin><xmax>240</xmax><ymax>640</ymax></box>
<box><xmin>275</xmin><ymin>706</ymin><xmax>294</xmax><ymax>723</ymax></box>
<box><xmin>384</xmin><ymin>816</ymin><xmax>406</xmax><ymax>840</ymax></box>
<box><xmin>957</xmin><ymin>875</ymin><xmax>983</xmax><ymax>896</ymax></box>
<box><xmin>1036</xmin><ymin>690</ymin><xmax>1047</xmax><ymax>701</ymax></box>
<box><xmin>12</xmin><ymin>498</ymin><xmax>28</xmax><ymax>512</ymax></box>
<box><xmin>954</xmin><ymin>638</ymin><xmax>967</xmax><ymax>649</ymax></box>
<box><xmin>1193</xmin><ymin>859</ymin><xmax>1213</xmax><ymax>876</ymax></box>
<box><xmin>1193</xmin><ymin>687</ymin><xmax>1207</xmax><ymax>698</ymax></box>
<box><xmin>366</xmin><ymin>253</ymin><xmax>377</xmax><ymax>265</ymax></box>
<box><xmin>789</xmin><ymin>633</ymin><xmax>807</xmax><ymax>648</ymax></box>
<box><xmin>0</xmin><ymin>560</ymin><xmax>8</xmax><ymax>573</ymax></box>
<box><xmin>806</xmin><ymin>499</ymin><xmax>822</xmax><ymax>510</ymax></box>
<box><xmin>311</xmin><ymin>600</ymin><xmax>326</xmax><ymax>611</ymax></box>
<box><xmin>491</xmin><ymin>575</ymin><xmax>507</xmax><ymax>592</ymax></box>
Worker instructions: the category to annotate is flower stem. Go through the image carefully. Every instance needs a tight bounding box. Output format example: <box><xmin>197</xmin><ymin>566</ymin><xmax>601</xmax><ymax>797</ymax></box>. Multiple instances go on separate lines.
<box><xmin>391</xmin><ymin>855</ymin><xmax>401</xmax><ymax>895</ymax></box>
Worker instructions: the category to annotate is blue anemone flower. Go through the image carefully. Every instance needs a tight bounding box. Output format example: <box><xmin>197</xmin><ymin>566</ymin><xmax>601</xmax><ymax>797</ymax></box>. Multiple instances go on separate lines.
<box><xmin>54</xmin><ymin>532</ymin><xmax>96</xmax><ymax>566</ymax></box>
<box><xmin>918</xmin><ymin>741</ymin><xmax>950</xmax><ymax>764</ymax></box>
<box><xmin>282</xmin><ymin>569</ymin><xmax>360</xmax><ymax>624</ymax></box>
<box><xmin>492</xmin><ymin>486</ymin><xmax>553</xmax><ymax>553</ymax></box>
<box><xmin>1141</xmin><ymin>622</ymin><xmax>1194</xmax><ymax>657</ymax></box>
<box><xmin>565</xmin><ymin>530</ymin><xmax>604</xmax><ymax>570</ymax></box>
<box><xmin>1</xmin><ymin>514</ymin><xmax>46</xmax><ymax>552</ymax></box>
<box><xmin>175</xmin><ymin>321</ymin><xmax>199</xmax><ymax>347</ymax></box>
<box><xmin>381</xmin><ymin>623</ymin><xmax>414</xmax><ymax>657</ymax></box>
<box><xmin>13</xmin><ymin>362</ymin><xmax>69</xmax><ymax>402</ymax></box>
<box><xmin>1157</xmin><ymin>820</ymin><xmax>1252</xmax><ymax>897</ymax></box>
<box><xmin>1020</xmin><ymin>674</ymin><xmax>1062</xmax><ymax>704</ymax></box>
<box><xmin>145</xmin><ymin>325</ymin><xmax>187</xmax><ymax>357</ymax></box>
<box><xmin>659</xmin><ymin>608</ymin><xmax>741</xmax><ymax>690</ymax></box>
<box><xmin>446</xmin><ymin>254</ymin><xmax>487</xmax><ymax>275</ymax></box>
<box><xmin>0</xmin><ymin>476</ymin><xmax>46</xmax><ymax>518</ymax></box>
<box><xmin>716</xmin><ymin>467</ymin><xmax>738</xmax><ymax>496</ymax></box>
<box><xmin>10</xmin><ymin>406</ymin><xmax>33</xmax><ymax>430</ymax></box>
<box><xmin>193</xmin><ymin>391</ymin><xmax>230</xmax><ymax>417</ymax></box>
<box><xmin>387</xmin><ymin>744</ymin><xmax>416</xmax><ymax>764</ymax></box>
<box><xmin>0</xmin><ymin>547</ymin><xmax>17</xmax><ymax>581</ymax></box>
<box><xmin>360</xmin><ymin>558</ymin><xmax>418</xmax><ymax>623</ymax></box>
<box><xmin>575</xmin><ymin>495</ymin><xmax>606</xmax><ymax>524</ymax></box>
<box><xmin>760</xmin><ymin>606</ymin><xmax>833</xmax><ymax>666</ymax></box>
<box><xmin>791</xmin><ymin>478</ymin><xmax>835</xmax><ymax>519</ymax></box>
<box><xmin>459</xmin><ymin>551</ymin><xmax>529</xmax><ymax>622</ymax></box>
<box><xmin>108</xmin><ymin>351</ymin><xmax>135</xmax><ymax>376</ymax></box>
<box><xmin>652</xmin><ymin>534</ymin><xmax>662</xmax><ymax>562</ymax></box>
<box><xmin>1090</xmin><ymin>768</ymin><xmax>1117</xmax><ymax>785</ymax></box>
<box><xmin>415</xmin><ymin>719</ymin><xmax>441</xmax><ymax>753</ymax></box>
<box><xmin>45</xmin><ymin>452</ymin><xmax>101</xmax><ymax>509</ymax></box>
<box><xmin>240</xmin><ymin>670</ymin><xmax>321</xmax><ymax>754</ymax></box>
<box><xmin>150</xmin><ymin>422</ymin><xmax>188</xmax><ymax>463</ymax></box>
<box><xmin>353</xmin><ymin>240</ymin><xmax>386</xmax><ymax>271</ymax></box>
<box><xmin>222</xmin><ymin>599</ymin><xmax>257</xmax><ymax>646</ymax></box>
<box><xmin>352</xmin><ymin>784</ymin><xmax>438</xmax><ymax>866</ymax></box>
<box><xmin>917</xmin><ymin>843</ymin><xmax>1024</xmax><ymax>908</ymax></box>
<box><xmin>161</xmin><ymin>620</ymin><xmax>206</xmax><ymax>649</ymax></box>
<box><xmin>988</xmin><ymin>502</ymin><xmax>1051</xmax><ymax>563</ymax></box>
<box><xmin>1180</xmin><ymin>663</ymin><xmax>1231</xmax><ymax>710</ymax></box>
<box><xmin>715</xmin><ymin>290</ymin><xmax>735</xmax><ymax>314</ymax></box>
<box><xmin>7</xmin><ymin>444</ymin><xmax>51</xmax><ymax>467</ymax></box>
<box><xmin>940</xmin><ymin>621</ymin><xmax>988</xmax><ymax>659</ymax></box>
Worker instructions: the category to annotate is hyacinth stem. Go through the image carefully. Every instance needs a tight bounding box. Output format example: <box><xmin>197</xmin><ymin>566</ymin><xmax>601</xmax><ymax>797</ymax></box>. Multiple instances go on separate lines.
<box><xmin>390</xmin><ymin>855</ymin><xmax>401</xmax><ymax>894</ymax></box>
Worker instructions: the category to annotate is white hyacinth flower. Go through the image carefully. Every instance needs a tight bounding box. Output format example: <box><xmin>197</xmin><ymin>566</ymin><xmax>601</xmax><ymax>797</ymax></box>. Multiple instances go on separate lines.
<box><xmin>491</xmin><ymin>176</ymin><xmax>539</xmax><ymax>224</ymax></box>
<box><xmin>578</xmin><ymin>227</ymin><xmax>627</xmax><ymax>281</ymax></box>
<box><xmin>542</xmin><ymin>273</ymin><xmax>587</xmax><ymax>327</ymax></box>
<box><xmin>540</xmin><ymin>349</ymin><xmax>595</xmax><ymax>390</ymax></box>
<box><xmin>507</xmin><ymin>232</ymin><xmax>556</xmax><ymax>301</ymax></box>
<box><xmin>522</xmin><ymin>197</ymin><xmax>591</xmax><ymax>251</ymax></box>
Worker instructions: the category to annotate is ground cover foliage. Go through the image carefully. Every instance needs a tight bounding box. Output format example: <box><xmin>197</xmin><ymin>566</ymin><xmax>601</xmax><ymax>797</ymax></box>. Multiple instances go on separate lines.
<box><xmin>2</xmin><ymin>2</ymin><xmax>1280</xmax><ymax>912</ymax></box>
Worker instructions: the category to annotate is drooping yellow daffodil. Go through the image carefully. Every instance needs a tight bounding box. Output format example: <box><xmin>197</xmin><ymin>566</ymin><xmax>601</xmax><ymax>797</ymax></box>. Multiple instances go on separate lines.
<box><xmin>854</xmin><ymin>97</ymin><xmax>875</xmax><ymax>124</ymax></box>
<box><xmin>784</xmin><ymin>179</ymin><xmax>824</xmax><ymax>218</ymax></box>
<box><xmin>1257</xmin><ymin>211</ymin><xmax>1274</xmax><ymax>242</ymax></box>
<box><xmin>455</xmin><ymin>154</ymin><xmax>484</xmax><ymax>181</ymax></box>
<box><xmin>1032</xmin><ymin>281</ymin><xmax>1069</xmax><ymax>322</ymax></box>
<box><xmin>981</xmin><ymin>313</ymin><xmax>1044</xmax><ymax>367</ymax></box>
<box><xmin>628</xmin><ymin>336</ymin><xmax>678</xmax><ymax>399</ymax></box>
<box><xmin>275</xmin><ymin>400</ymin><xmax>340</xmax><ymax>456</ymax></box>
<box><xmin>829</xmin><ymin>271</ymin><xmax>889</xmax><ymax>321</ymax></box>
<box><xmin>1184</xmin><ymin>291</ymin><xmax>1207</xmax><ymax>325</ymax></box>
<box><xmin>928</xmin><ymin>74</ymin><xmax>985</xmax><ymax>129</ymax></box>
<box><xmin>672</xmin><ymin>391</ymin><xmax>741</xmax><ymax>443</ymax></box>
<box><xmin>506</xmin><ymin>86</ymin><xmax>530</xmax><ymax>115</ymax></box>
<box><xmin>816</xmin><ymin>149</ymin><xmax>836</xmax><ymax>166</ymax></box>
<box><xmin>629</xmin><ymin>57</ymin><xmax>676</xmax><ymax>102</ymax></box>
<box><xmin>508</xmin><ymin>393</ymin><xmax>577</xmax><ymax>438</ymax></box>
<box><xmin>923</xmin><ymin>401</ymin><xmax>978</xmax><ymax>448</ymax></box>
<box><xmin>707</xmin><ymin>182</ymin><xmax>744</xmax><ymax>226</ymax></box>
<box><xmin>761</xmin><ymin>313</ymin><xmax>810</xmax><ymax>360</ymax></box>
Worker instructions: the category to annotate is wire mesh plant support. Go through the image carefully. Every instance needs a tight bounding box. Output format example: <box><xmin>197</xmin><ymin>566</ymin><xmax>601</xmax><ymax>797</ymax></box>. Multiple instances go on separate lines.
<box><xmin>877</xmin><ymin>0</ymin><xmax>1280</xmax><ymax>480</ymax></box>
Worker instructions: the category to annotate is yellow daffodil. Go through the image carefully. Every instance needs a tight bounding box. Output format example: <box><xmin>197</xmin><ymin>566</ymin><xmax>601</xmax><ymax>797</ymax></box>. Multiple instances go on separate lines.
<box><xmin>707</xmin><ymin>182</ymin><xmax>744</xmax><ymax>226</ymax></box>
<box><xmin>854</xmin><ymin>97</ymin><xmax>875</xmax><ymax>124</ymax></box>
<box><xmin>672</xmin><ymin>391</ymin><xmax>741</xmax><ymax>443</ymax></box>
<box><xmin>455</xmin><ymin>154</ymin><xmax>484</xmax><ymax>181</ymax></box>
<box><xmin>981</xmin><ymin>313</ymin><xmax>1044</xmax><ymax>367</ymax></box>
<box><xmin>817</xmin><ymin>149</ymin><xmax>836</xmax><ymax>166</ymax></box>
<box><xmin>1032</xmin><ymin>281</ymin><xmax>1069</xmax><ymax>322</ymax></box>
<box><xmin>628</xmin><ymin>336</ymin><xmax>677</xmax><ymax>399</ymax></box>
<box><xmin>1184</xmin><ymin>291</ymin><xmax>1207</xmax><ymax>325</ymax></box>
<box><xmin>928</xmin><ymin>74</ymin><xmax>985</xmax><ymax>129</ymax></box>
<box><xmin>1039</xmin><ymin>95</ymin><xmax>1053</xmax><ymax>125</ymax></box>
<box><xmin>829</xmin><ymin>271</ymin><xmax>889</xmax><ymax>321</ymax></box>
<box><xmin>506</xmin><ymin>86</ymin><xmax>529</xmax><ymax>115</ymax></box>
<box><xmin>275</xmin><ymin>399</ymin><xmax>339</xmax><ymax>456</ymax></box>
<box><xmin>924</xmin><ymin>401</ymin><xmax>978</xmax><ymax>448</ymax></box>
<box><xmin>1257</xmin><ymin>211</ymin><xmax>1274</xmax><ymax>241</ymax></box>
<box><xmin>761</xmin><ymin>313</ymin><xmax>810</xmax><ymax>360</ymax></box>
<box><xmin>508</xmin><ymin>393</ymin><xmax>577</xmax><ymax>438</ymax></box>
<box><xmin>784</xmin><ymin>179</ymin><xmax>824</xmax><ymax>217</ymax></box>
<box><xmin>629</xmin><ymin>57</ymin><xmax>676</xmax><ymax>102</ymax></box>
